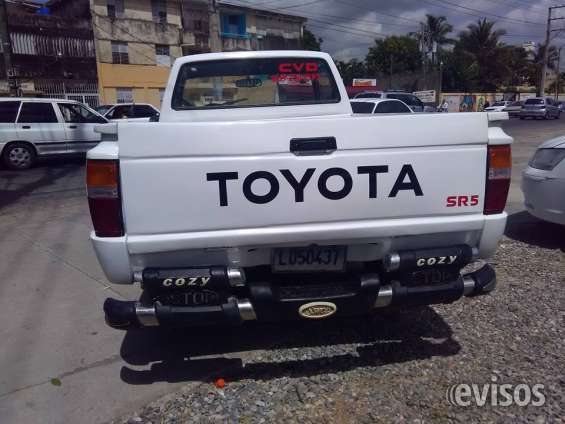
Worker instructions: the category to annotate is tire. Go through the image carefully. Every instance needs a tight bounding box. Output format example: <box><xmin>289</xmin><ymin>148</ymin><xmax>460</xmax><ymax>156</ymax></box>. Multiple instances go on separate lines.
<box><xmin>544</xmin><ymin>112</ymin><xmax>549</xmax><ymax>120</ymax></box>
<box><xmin>2</xmin><ymin>142</ymin><xmax>36</xmax><ymax>170</ymax></box>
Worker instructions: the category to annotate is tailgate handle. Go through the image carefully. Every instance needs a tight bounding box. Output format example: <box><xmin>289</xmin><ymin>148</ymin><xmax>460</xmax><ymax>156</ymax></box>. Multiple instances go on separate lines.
<box><xmin>290</xmin><ymin>137</ymin><xmax>337</xmax><ymax>156</ymax></box>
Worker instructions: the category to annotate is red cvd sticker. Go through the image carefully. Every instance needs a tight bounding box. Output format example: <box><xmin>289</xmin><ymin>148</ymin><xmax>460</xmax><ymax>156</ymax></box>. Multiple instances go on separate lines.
<box><xmin>278</xmin><ymin>62</ymin><xmax>319</xmax><ymax>73</ymax></box>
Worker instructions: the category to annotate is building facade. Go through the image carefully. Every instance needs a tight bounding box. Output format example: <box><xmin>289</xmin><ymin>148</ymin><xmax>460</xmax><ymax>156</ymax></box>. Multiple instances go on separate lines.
<box><xmin>1</xmin><ymin>0</ymin><xmax>306</xmax><ymax>108</ymax></box>
<box><xmin>90</xmin><ymin>0</ymin><xmax>183</xmax><ymax>107</ymax></box>
<box><xmin>1</xmin><ymin>0</ymin><xmax>99</xmax><ymax>106</ymax></box>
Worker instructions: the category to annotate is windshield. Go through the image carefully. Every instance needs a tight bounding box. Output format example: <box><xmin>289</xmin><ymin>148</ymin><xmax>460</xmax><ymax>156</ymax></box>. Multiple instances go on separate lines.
<box><xmin>492</xmin><ymin>102</ymin><xmax>506</xmax><ymax>106</ymax></box>
<box><xmin>172</xmin><ymin>57</ymin><xmax>340</xmax><ymax>110</ymax></box>
<box><xmin>525</xmin><ymin>98</ymin><xmax>544</xmax><ymax>105</ymax></box>
<box><xmin>96</xmin><ymin>105</ymin><xmax>112</xmax><ymax>115</ymax></box>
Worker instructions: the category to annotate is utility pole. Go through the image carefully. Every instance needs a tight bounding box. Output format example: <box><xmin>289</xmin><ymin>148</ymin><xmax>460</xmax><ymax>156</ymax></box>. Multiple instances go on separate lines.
<box><xmin>540</xmin><ymin>5</ymin><xmax>565</xmax><ymax>96</ymax></box>
<box><xmin>208</xmin><ymin>0</ymin><xmax>221</xmax><ymax>53</ymax></box>
<box><xmin>420</xmin><ymin>23</ymin><xmax>427</xmax><ymax>90</ymax></box>
<box><xmin>556</xmin><ymin>46</ymin><xmax>562</xmax><ymax>101</ymax></box>
<box><xmin>0</xmin><ymin>0</ymin><xmax>16</xmax><ymax>96</ymax></box>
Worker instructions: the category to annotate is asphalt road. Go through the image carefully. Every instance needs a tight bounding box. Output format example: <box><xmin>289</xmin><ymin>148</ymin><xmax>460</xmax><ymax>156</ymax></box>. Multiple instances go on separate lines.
<box><xmin>0</xmin><ymin>117</ymin><xmax>563</xmax><ymax>423</ymax></box>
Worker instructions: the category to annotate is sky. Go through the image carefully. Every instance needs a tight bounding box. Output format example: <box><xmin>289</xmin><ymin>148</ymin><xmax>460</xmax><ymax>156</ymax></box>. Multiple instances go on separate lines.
<box><xmin>224</xmin><ymin>0</ymin><xmax>565</xmax><ymax>61</ymax></box>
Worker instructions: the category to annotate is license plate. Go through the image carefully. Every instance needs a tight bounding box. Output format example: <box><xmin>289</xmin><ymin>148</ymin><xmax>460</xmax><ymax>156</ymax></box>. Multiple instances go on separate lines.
<box><xmin>272</xmin><ymin>246</ymin><xmax>346</xmax><ymax>272</ymax></box>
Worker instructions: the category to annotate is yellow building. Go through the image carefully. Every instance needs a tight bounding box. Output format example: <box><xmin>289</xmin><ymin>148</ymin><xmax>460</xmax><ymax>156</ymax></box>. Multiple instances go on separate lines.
<box><xmin>90</xmin><ymin>0</ymin><xmax>183</xmax><ymax>107</ymax></box>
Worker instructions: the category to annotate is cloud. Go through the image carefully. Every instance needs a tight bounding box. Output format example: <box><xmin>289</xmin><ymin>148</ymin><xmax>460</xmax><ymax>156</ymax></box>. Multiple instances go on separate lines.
<box><xmin>226</xmin><ymin>0</ymin><xmax>555</xmax><ymax>60</ymax></box>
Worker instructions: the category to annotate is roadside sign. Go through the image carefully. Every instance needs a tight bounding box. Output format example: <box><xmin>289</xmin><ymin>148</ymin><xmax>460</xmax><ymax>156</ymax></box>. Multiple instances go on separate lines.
<box><xmin>414</xmin><ymin>90</ymin><xmax>436</xmax><ymax>103</ymax></box>
<box><xmin>353</xmin><ymin>78</ymin><xmax>377</xmax><ymax>87</ymax></box>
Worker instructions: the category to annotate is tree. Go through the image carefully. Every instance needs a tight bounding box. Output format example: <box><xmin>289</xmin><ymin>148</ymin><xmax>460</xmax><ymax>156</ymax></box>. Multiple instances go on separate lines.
<box><xmin>335</xmin><ymin>59</ymin><xmax>366</xmax><ymax>85</ymax></box>
<box><xmin>455</xmin><ymin>18</ymin><xmax>507</xmax><ymax>91</ymax></box>
<box><xmin>528</xmin><ymin>43</ymin><xmax>559</xmax><ymax>94</ymax></box>
<box><xmin>548</xmin><ymin>72</ymin><xmax>565</xmax><ymax>95</ymax></box>
<box><xmin>498</xmin><ymin>46</ymin><xmax>530</xmax><ymax>89</ymax></box>
<box><xmin>416</xmin><ymin>14</ymin><xmax>454</xmax><ymax>65</ymax></box>
<box><xmin>302</xmin><ymin>28</ymin><xmax>323</xmax><ymax>51</ymax></box>
<box><xmin>366</xmin><ymin>35</ymin><xmax>421</xmax><ymax>76</ymax></box>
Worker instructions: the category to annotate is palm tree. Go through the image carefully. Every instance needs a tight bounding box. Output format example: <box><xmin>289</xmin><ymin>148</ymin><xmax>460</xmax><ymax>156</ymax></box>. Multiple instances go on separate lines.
<box><xmin>456</xmin><ymin>18</ymin><xmax>507</xmax><ymax>90</ymax></box>
<box><xmin>415</xmin><ymin>14</ymin><xmax>454</xmax><ymax>65</ymax></box>
<box><xmin>530</xmin><ymin>43</ymin><xmax>559</xmax><ymax>94</ymax></box>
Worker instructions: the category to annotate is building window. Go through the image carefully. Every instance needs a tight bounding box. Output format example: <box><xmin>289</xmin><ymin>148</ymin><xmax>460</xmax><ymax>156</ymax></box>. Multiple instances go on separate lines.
<box><xmin>111</xmin><ymin>41</ymin><xmax>129</xmax><ymax>64</ymax></box>
<box><xmin>155</xmin><ymin>44</ymin><xmax>171</xmax><ymax>67</ymax></box>
<box><xmin>220</xmin><ymin>13</ymin><xmax>247</xmax><ymax>38</ymax></box>
<box><xmin>107</xmin><ymin>0</ymin><xmax>124</xmax><ymax>18</ymax></box>
<box><xmin>151</xmin><ymin>0</ymin><xmax>167</xmax><ymax>24</ymax></box>
<box><xmin>116</xmin><ymin>87</ymin><xmax>133</xmax><ymax>103</ymax></box>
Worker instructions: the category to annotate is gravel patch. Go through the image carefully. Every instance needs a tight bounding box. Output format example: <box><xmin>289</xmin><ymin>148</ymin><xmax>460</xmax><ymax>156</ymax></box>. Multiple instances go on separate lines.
<box><xmin>115</xmin><ymin>232</ymin><xmax>564</xmax><ymax>423</ymax></box>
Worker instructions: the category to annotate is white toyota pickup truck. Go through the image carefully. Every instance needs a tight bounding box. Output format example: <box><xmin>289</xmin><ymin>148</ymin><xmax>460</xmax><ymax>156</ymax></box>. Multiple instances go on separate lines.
<box><xmin>87</xmin><ymin>51</ymin><xmax>512</xmax><ymax>329</ymax></box>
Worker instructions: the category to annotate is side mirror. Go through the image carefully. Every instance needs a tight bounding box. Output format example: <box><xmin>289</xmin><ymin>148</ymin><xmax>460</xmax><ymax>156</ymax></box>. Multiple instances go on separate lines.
<box><xmin>149</xmin><ymin>111</ymin><xmax>160</xmax><ymax>122</ymax></box>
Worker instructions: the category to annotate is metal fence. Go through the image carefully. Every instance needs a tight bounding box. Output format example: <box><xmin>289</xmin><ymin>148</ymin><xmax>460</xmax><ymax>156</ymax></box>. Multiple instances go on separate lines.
<box><xmin>34</xmin><ymin>80</ymin><xmax>100</xmax><ymax>108</ymax></box>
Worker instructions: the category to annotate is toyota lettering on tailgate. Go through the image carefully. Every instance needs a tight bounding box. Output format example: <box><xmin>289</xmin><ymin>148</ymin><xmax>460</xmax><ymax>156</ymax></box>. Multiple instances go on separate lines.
<box><xmin>206</xmin><ymin>165</ymin><xmax>423</xmax><ymax>206</ymax></box>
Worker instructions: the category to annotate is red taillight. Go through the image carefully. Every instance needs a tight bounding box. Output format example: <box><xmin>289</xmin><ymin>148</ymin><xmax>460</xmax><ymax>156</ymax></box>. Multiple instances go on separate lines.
<box><xmin>484</xmin><ymin>145</ymin><xmax>511</xmax><ymax>215</ymax></box>
<box><xmin>87</xmin><ymin>160</ymin><xmax>124</xmax><ymax>237</ymax></box>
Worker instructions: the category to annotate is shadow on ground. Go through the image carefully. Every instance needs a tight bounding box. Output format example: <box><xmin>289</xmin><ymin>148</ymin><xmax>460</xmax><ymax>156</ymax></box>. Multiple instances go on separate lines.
<box><xmin>505</xmin><ymin>211</ymin><xmax>565</xmax><ymax>251</ymax></box>
<box><xmin>119</xmin><ymin>306</ymin><xmax>459</xmax><ymax>385</ymax></box>
<box><xmin>0</xmin><ymin>156</ymin><xmax>85</xmax><ymax>211</ymax></box>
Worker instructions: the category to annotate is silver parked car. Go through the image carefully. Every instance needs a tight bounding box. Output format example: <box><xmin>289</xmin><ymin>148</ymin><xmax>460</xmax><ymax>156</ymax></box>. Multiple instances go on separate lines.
<box><xmin>0</xmin><ymin>98</ymin><xmax>108</xmax><ymax>170</ymax></box>
<box><xmin>519</xmin><ymin>97</ymin><xmax>561</xmax><ymax>120</ymax></box>
<box><xmin>502</xmin><ymin>101</ymin><xmax>523</xmax><ymax>117</ymax></box>
<box><xmin>353</xmin><ymin>91</ymin><xmax>425</xmax><ymax>112</ymax></box>
<box><xmin>522</xmin><ymin>136</ymin><xmax>565</xmax><ymax>225</ymax></box>
<box><xmin>350</xmin><ymin>98</ymin><xmax>414</xmax><ymax>114</ymax></box>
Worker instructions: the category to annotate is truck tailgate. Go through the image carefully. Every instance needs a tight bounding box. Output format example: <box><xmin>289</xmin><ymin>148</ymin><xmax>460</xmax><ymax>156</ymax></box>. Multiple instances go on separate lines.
<box><xmin>118</xmin><ymin>113</ymin><xmax>488</xmax><ymax>239</ymax></box>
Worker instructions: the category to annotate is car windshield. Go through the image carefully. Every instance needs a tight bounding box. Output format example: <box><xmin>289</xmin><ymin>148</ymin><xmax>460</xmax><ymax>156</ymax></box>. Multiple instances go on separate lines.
<box><xmin>525</xmin><ymin>98</ymin><xmax>544</xmax><ymax>105</ymax></box>
<box><xmin>492</xmin><ymin>102</ymin><xmax>506</xmax><ymax>106</ymax></box>
<box><xmin>96</xmin><ymin>105</ymin><xmax>112</xmax><ymax>115</ymax></box>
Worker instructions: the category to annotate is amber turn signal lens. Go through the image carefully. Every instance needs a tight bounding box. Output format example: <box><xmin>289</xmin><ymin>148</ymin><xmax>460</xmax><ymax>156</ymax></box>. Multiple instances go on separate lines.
<box><xmin>87</xmin><ymin>160</ymin><xmax>119</xmax><ymax>188</ymax></box>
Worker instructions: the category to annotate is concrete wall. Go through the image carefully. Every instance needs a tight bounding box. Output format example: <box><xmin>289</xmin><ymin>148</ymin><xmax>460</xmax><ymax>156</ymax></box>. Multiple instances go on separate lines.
<box><xmin>97</xmin><ymin>62</ymin><xmax>170</xmax><ymax>106</ymax></box>
<box><xmin>92</xmin><ymin>0</ymin><xmax>180</xmax><ymax>25</ymax></box>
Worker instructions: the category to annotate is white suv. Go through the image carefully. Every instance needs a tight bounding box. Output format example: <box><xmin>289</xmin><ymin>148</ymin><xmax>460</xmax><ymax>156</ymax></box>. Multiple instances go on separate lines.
<box><xmin>0</xmin><ymin>98</ymin><xmax>108</xmax><ymax>170</ymax></box>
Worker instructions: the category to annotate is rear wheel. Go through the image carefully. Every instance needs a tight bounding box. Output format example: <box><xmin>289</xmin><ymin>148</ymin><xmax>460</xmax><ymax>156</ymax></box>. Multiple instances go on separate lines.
<box><xmin>2</xmin><ymin>142</ymin><xmax>36</xmax><ymax>170</ymax></box>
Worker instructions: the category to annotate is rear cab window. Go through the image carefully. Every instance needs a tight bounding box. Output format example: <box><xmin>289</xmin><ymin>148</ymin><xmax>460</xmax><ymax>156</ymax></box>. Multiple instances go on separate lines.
<box><xmin>351</xmin><ymin>102</ymin><xmax>375</xmax><ymax>113</ymax></box>
<box><xmin>525</xmin><ymin>98</ymin><xmax>544</xmax><ymax>105</ymax></box>
<box><xmin>375</xmin><ymin>101</ymin><xmax>412</xmax><ymax>113</ymax></box>
<box><xmin>0</xmin><ymin>101</ymin><xmax>21</xmax><ymax>123</ymax></box>
<box><xmin>356</xmin><ymin>92</ymin><xmax>381</xmax><ymax>99</ymax></box>
<box><xmin>134</xmin><ymin>105</ymin><xmax>158</xmax><ymax>118</ymax></box>
<box><xmin>108</xmin><ymin>105</ymin><xmax>134</xmax><ymax>119</ymax></box>
<box><xmin>172</xmin><ymin>57</ymin><xmax>340</xmax><ymax>110</ymax></box>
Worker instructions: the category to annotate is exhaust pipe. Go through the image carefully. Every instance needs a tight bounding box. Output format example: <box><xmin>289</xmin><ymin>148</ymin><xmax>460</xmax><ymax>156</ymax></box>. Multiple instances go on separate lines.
<box><xmin>373</xmin><ymin>263</ymin><xmax>496</xmax><ymax>308</ymax></box>
<box><xmin>103</xmin><ymin>297</ymin><xmax>257</xmax><ymax>329</ymax></box>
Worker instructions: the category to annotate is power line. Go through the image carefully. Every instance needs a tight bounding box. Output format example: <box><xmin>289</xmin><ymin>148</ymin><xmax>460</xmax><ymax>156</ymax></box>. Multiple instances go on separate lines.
<box><xmin>425</xmin><ymin>0</ymin><xmax>545</xmax><ymax>26</ymax></box>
